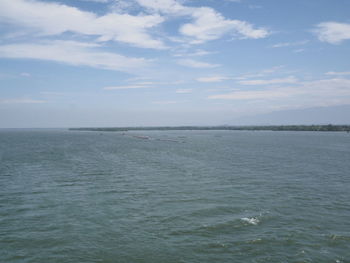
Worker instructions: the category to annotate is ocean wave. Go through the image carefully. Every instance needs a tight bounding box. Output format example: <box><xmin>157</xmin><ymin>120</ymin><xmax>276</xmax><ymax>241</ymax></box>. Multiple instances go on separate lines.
<box><xmin>241</xmin><ymin>217</ymin><xmax>260</xmax><ymax>225</ymax></box>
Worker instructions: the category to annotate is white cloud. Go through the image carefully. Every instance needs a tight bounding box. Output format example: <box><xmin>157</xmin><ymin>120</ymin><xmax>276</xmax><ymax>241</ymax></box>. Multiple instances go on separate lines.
<box><xmin>303</xmin><ymin>78</ymin><xmax>350</xmax><ymax>93</ymax></box>
<box><xmin>109</xmin><ymin>0</ymin><xmax>138</xmax><ymax>13</ymax></box>
<box><xmin>0</xmin><ymin>0</ymin><xmax>270</xmax><ymax>51</ymax></box>
<box><xmin>176</xmin><ymin>88</ymin><xmax>192</xmax><ymax>93</ymax></box>
<box><xmin>197</xmin><ymin>76</ymin><xmax>230</xmax><ymax>82</ymax></box>
<box><xmin>208</xmin><ymin>78</ymin><xmax>350</xmax><ymax>110</ymax></box>
<box><xmin>0</xmin><ymin>0</ymin><xmax>166</xmax><ymax>49</ymax></box>
<box><xmin>190</xmin><ymin>50</ymin><xmax>215</xmax><ymax>56</ymax></box>
<box><xmin>133</xmin><ymin>0</ymin><xmax>269</xmax><ymax>44</ymax></box>
<box><xmin>234</xmin><ymin>66</ymin><xmax>284</xmax><ymax>80</ymax></box>
<box><xmin>238</xmin><ymin>76</ymin><xmax>298</xmax><ymax>85</ymax></box>
<box><xmin>177</xmin><ymin>58</ymin><xmax>220</xmax><ymax>68</ymax></box>
<box><xmin>180</xmin><ymin>7</ymin><xmax>269</xmax><ymax>44</ymax></box>
<box><xmin>135</xmin><ymin>0</ymin><xmax>188</xmax><ymax>14</ymax></box>
<box><xmin>314</xmin><ymin>22</ymin><xmax>350</xmax><ymax>44</ymax></box>
<box><xmin>271</xmin><ymin>40</ymin><xmax>309</xmax><ymax>48</ymax></box>
<box><xmin>133</xmin><ymin>81</ymin><xmax>157</xmax><ymax>85</ymax></box>
<box><xmin>0</xmin><ymin>41</ymin><xmax>149</xmax><ymax>73</ymax></box>
<box><xmin>172</xmin><ymin>49</ymin><xmax>215</xmax><ymax>57</ymax></box>
<box><xmin>326</xmin><ymin>71</ymin><xmax>350</xmax><ymax>76</ymax></box>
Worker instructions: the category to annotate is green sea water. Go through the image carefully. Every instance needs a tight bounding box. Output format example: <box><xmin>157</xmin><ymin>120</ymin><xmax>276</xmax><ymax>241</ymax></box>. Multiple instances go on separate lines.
<box><xmin>1</xmin><ymin>129</ymin><xmax>349</xmax><ymax>262</ymax></box>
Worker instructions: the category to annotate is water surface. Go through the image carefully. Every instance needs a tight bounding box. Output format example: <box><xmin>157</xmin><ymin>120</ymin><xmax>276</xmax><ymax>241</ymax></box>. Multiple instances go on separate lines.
<box><xmin>1</xmin><ymin>130</ymin><xmax>349</xmax><ymax>262</ymax></box>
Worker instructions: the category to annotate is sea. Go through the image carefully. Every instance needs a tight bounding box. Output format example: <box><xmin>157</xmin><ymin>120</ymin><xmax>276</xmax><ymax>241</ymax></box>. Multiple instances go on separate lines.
<box><xmin>0</xmin><ymin>129</ymin><xmax>349</xmax><ymax>263</ymax></box>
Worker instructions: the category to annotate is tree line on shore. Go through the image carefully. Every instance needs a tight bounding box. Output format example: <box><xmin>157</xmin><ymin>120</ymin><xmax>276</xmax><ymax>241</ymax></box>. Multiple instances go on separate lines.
<box><xmin>70</xmin><ymin>124</ymin><xmax>350</xmax><ymax>132</ymax></box>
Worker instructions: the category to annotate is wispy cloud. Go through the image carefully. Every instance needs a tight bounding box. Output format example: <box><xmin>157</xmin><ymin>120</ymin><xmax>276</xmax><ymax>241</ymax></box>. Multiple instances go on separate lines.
<box><xmin>271</xmin><ymin>40</ymin><xmax>309</xmax><ymax>48</ymax></box>
<box><xmin>177</xmin><ymin>58</ymin><xmax>220</xmax><ymax>68</ymax></box>
<box><xmin>133</xmin><ymin>0</ymin><xmax>269</xmax><ymax>44</ymax></box>
<box><xmin>326</xmin><ymin>71</ymin><xmax>350</xmax><ymax>76</ymax></box>
<box><xmin>208</xmin><ymin>78</ymin><xmax>350</xmax><ymax>110</ymax></box>
<box><xmin>0</xmin><ymin>41</ymin><xmax>149</xmax><ymax>73</ymax></box>
<box><xmin>172</xmin><ymin>49</ymin><xmax>215</xmax><ymax>57</ymax></box>
<box><xmin>238</xmin><ymin>76</ymin><xmax>298</xmax><ymax>85</ymax></box>
<box><xmin>0</xmin><ymin>0</ymin><xmax>166</xmax><ymax>49</ymax></box>
<box><xmin>235</xmin><ymin>66</ymin><xmax>284</xmax><ymax>80</ymax></box>
<box><xmin>0</xmin><ymin>0</ymin><xmax>271</xmax><ymax>50</ymax></box>
<box><xmin>197</xmin><ymin>76</ymin><xmax>230</xmax><ymax>82</ymax></box>
<box><xmin>176</xmin><ymin>89</ymin><xmax>192</xmax><ymax>93</ymax></box>
<box><xmin>314</xmin><ymin>22</ymin><xmax>350</xmax><ymax>44</ymax></box>
<box><xmin>179</xmin><ymin>7</ymin><xmax>269</xmax><ymax>44</ymax></box>
<box><xmin>134</xmin><ymin>0</ymin><xmax>188</xmax><ymax>14</ymax></box>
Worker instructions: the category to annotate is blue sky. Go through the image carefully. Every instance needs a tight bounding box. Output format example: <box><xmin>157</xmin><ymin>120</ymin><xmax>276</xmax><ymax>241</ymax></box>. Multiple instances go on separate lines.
<box><xmin>0</xmin><ymin>0</ymin><xmax>350</xmax><ymax>127</ymax></box>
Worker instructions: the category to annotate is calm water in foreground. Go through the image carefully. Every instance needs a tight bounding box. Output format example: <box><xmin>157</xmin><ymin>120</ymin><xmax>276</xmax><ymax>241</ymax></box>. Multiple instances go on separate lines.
<box><xmin>0</xmin><ymin>130</ymin><xmax>349</xmax><ymax>263</ymax></box>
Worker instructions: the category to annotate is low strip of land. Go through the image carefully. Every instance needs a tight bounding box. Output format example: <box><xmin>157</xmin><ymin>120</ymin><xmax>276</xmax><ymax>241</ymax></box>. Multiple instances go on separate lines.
<box><xmin>70</xmin><ymin>125</ymin><xmax>350</xmax><ymax>132</ymax></box>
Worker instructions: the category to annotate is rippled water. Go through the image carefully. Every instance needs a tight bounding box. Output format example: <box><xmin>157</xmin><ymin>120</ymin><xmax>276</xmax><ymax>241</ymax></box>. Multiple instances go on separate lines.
<box><xmin>1</xmin><ymin>129</ymin><xmax>350</xmax><ymax>262</ymax></box>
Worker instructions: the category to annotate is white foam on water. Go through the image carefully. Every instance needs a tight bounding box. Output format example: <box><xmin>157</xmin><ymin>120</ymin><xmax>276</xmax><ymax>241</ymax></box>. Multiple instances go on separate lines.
<box><xmin>241</xmin><ymin>217</ymin><xmax>260</xmax><ymax>225</ymax></box>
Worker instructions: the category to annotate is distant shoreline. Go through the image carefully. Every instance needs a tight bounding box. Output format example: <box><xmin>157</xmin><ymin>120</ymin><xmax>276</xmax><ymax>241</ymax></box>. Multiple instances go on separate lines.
<box><xmin>69</xmin><ymin>125</ymin><xmax>350</xmax><ymax>132</ymax></box>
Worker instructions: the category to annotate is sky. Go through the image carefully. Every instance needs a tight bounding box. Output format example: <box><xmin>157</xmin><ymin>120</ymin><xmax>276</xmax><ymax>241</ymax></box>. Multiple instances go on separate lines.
<box><xmin>0</xmin><ymin>0</ymin><xmax>350</xmax><ymax>128</ymax></box>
